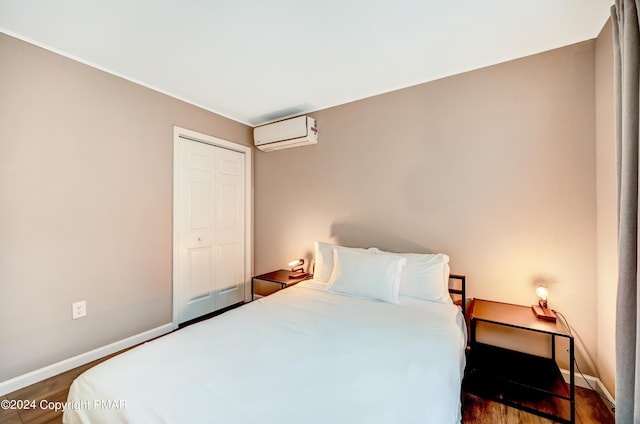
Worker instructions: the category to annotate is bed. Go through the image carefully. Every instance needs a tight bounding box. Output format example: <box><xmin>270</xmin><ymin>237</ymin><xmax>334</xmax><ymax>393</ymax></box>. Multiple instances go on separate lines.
<box><xmin>63</xmin><ymin>243</ymin><xmax>467</xmax><ymax>424</ymax></box>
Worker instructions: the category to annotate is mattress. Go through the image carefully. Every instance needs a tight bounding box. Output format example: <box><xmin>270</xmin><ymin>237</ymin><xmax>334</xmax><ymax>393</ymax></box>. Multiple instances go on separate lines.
<box><xmin>63</xmin><ymin>281</ymin><xmax>466</xmax><ymax>424</ymax></box>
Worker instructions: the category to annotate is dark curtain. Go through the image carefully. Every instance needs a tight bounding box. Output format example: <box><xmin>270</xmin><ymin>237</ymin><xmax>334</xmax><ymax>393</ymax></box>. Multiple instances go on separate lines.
<box><xmin>612</xmin><ymin>1</ymin><xmax>640</xmax><ymax>422</ymax></box>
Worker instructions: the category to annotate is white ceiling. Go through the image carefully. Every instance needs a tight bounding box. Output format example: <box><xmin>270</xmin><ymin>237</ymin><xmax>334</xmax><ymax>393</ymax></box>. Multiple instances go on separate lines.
<box><xmin>0</xmin><ymin>0</ymin><xmax>612</xmax><ymax>126</ymax></box>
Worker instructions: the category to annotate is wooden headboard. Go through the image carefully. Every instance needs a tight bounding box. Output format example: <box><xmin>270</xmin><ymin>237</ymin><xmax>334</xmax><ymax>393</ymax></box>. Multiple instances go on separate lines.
<box><xmin>448</xmin><ymin>274</ymin><xmax>466</xmax><ymax>319</ymax></box>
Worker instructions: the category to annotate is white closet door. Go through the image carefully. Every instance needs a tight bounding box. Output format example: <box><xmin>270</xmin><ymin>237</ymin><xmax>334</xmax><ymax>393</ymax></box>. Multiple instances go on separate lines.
<box><xmin>175</xmin><ymin>137</ymin><xmax>245</xmax><ymax>323</ymax></box>
<box><xmin>213</xmin><ymin>147</ymin><xmax>245</xmax><ymax>309</ymax></box>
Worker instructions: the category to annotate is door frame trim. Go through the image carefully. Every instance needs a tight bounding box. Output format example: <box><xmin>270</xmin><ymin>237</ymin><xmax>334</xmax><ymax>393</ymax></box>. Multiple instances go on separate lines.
<box><xmin>172</xmin><ymin>126</ymin><xmax>252</xmax><ymax>329</ymax></box>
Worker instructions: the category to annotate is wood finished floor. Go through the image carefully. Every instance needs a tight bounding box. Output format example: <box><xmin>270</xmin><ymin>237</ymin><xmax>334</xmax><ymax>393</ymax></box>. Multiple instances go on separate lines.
<box><xmin>1</xmin><ymin>353</ymin><xmax>615</xmax><ymax>424</ymax></box>
<box><xmin>462</xmin><ymin>390</ymin><xmax>614</xmax><ymax>423</ymax></box>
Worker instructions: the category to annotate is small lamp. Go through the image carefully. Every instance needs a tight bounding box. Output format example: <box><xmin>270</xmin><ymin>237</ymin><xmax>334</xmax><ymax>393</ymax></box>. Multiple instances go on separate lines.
<box><xmin>532</xmin><ymin>285</ymin><xmax>556</xmax><ymax>322</ymax></box>
<box><xmin>535</xmin><ymin>286</ymin><xmax>548</xmax><ymax>308</ymax></box>
<box><xmin>288</xmin><ymin>259</ymin><xmax>310</xmax><ymax>279</ymax></box>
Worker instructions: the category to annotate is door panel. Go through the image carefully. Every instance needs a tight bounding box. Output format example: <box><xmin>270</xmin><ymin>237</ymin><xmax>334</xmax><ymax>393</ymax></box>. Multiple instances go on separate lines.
<box><xmin>188</xmin><ymin>150</ymin><xmax>214</xmax><ymax>171</ymax></box>
<box><xmin>187</xmin><ymin>246</ymin><xmax>214</xmax><ymax>300</ymax></box>
<box><xmin>176</xmin><ymin>139</ymin><xmax>216</xmax><ymax>323</ymax></box>
<box><xmin>188</xmin><ymin>181</ymin><xmax>214</xmax><ymax>231</ymax></box>
<box><xmin>217</xmin><ymin>154</ymin><xmax>240</xmax><ymax>175</ymax></box>
<box><xmin>218</xmin><ymin>243</ymin><xmax>240</xmax><ymax>290</ymax></box>
<box><xmin>213</xmin><ymin>148</ymin><xmax>245</xmax><ymax>308</ymax></box>
<box><xmin>215</xmin><ymin>243</ymin><xmax>243</xmax><ymax>306</ymax></box>
<box><xmin>218</xmin><ymin>183</ymin><xmax>238</xmax><ymax>231</ymax></box>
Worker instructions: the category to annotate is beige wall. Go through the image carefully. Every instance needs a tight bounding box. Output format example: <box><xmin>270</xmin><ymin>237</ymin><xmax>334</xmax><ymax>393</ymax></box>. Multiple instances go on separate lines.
<box><xmin>0</xmin><ymin>33</ymin><xmax>252</xmax><ymax>381</ymax></box>
<box><xmin>595</xmin><ymin>20</ymin><xmax>616</xmax><ymax>396</ymax></box>
<box><xmin>255</xmin><ymin>40</ymin><xmax>598</xmax><ymax>374</ymax></box>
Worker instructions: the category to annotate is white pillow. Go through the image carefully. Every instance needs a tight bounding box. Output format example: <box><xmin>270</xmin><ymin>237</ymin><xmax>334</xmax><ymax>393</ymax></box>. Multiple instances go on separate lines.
<box><xmin>328</xmin><ymin>248</ymin><xmax>406</xmax><ymax>304</ymax></box>
<box><xmin>371</xmin><ymin>248</ymin><xmax>451</xmax><ymax>303</ymax></box>
<box><xmin>313</xmin><ymin>241</ymin><xmax>370</xmax><ymax>283</ymax></box>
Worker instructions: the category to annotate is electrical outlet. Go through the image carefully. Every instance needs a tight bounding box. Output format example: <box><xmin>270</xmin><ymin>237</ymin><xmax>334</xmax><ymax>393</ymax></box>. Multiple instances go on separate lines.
<box><xmin>72</xmin><ymin>301</ymin><xmax>87</xmax><ymax>319</ymax></box>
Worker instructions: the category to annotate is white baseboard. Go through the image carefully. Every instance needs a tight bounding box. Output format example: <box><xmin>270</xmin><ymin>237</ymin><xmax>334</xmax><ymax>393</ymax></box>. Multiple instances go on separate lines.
<box><xmin>0</xmin><ymin>323</ymin><xmax>173</xmax><ymax>397</ymax></box>
<box><xmin>560</xmin><ymin>368</ymin><xmax>615</xmax><ymax>412</ymax></box>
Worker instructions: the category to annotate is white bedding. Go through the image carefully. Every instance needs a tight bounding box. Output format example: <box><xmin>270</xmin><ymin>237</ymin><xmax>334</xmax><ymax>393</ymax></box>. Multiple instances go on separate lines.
<box><xmin>63</xmin><ymin>281</ymin><xmax>466</xmax><ymax>424</ymax></box>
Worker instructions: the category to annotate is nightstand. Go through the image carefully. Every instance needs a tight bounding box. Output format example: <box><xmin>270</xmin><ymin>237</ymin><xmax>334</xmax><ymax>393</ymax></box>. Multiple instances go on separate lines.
<box><xmin>251</xmin><ymin>270</ymin><xmax>312</xmax><ymax>300</ymax></box>
<box><xmin>464</xmin><ymin>298</ymin><xmax>575</xmax><ymax>423</ymax></box>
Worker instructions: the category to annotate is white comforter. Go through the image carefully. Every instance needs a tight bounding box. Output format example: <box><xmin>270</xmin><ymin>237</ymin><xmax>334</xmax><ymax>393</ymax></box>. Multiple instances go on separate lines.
<box><xmin>63</xmin><ymin>281</ymin><xmax>466</xmax><ymax>424</ymax></box>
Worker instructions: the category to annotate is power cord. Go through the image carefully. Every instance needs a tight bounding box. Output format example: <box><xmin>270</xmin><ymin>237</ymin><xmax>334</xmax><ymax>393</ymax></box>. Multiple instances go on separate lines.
<box><xmin>553</xmin><ymin>309</ymin><xmax>616</xmax><ymax>413</ymax></box>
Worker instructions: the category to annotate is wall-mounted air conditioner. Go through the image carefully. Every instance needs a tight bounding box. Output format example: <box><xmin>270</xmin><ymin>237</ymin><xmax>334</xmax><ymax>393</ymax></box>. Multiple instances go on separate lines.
<box><xmin>254</xmin><ymin>116</ymin><xmax>318</xmax><ymax>152</ymax></box>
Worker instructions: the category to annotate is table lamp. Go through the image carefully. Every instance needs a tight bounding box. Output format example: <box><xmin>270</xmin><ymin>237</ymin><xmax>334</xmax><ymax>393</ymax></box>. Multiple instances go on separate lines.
<box><xmin>532</xmin><ymin>285</ymin><xmax>556</xmax><ymax>322</ymax></box>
